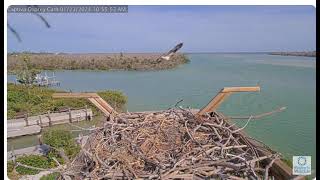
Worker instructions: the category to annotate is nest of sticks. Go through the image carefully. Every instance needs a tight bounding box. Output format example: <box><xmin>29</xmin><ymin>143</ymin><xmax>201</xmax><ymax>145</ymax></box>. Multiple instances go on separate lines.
<box><xmin>63</xmin><ymin>108</ymin><xmax>280</xmax><ymax>179</ymax></box>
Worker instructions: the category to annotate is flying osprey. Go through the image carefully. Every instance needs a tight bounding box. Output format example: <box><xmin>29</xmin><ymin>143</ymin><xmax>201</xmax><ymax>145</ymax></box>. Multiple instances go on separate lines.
<box><xmin>159</xmin><ymin>43</ymin><xmax>183</xmax><ymax>61</ymax></box>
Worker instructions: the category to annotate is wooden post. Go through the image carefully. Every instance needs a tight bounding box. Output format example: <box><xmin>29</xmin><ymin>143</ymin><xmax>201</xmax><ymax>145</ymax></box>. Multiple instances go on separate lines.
<box><xmin>11</xmin><ymin>146</ymin><xmax>16</xmax><ymax>162</ymax></box>
<box><xmin>68</xmin><ymin>108</ymin><xmax>72</xmax><ymax>123</ymax></box>
<box><xmin>85</xmin><ymin>105</ymin><xmax>88</xmax><ymax>121</ymax></box>
<box><xmin>39</xmin><ymin>115</ymin><xmax>43</xmax><ymax>127</ymax></box>
<box><xmin>37</xmin><ymin>135</ymin><xmax>43</xmax><ymax>145</ymax></box>
<box><xmin>76</xmin><ymin>113</ymin><xmax>80</xmax><ymax>122</ymax></box>
<box><xmin>47</xmin><ymin>111</ymin><xmax>52</xmax><ymax>126</ymax></box>
<box><xmin>24</xmin><ymin>114</ymin><xmax>29</xmax><ymax>126</ymax></box>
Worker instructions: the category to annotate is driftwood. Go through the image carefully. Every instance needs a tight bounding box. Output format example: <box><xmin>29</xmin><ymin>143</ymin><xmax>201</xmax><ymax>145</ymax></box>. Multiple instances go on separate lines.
<box><xmin>58</xmin><ymin>108</ymin><xmax>281</xmax><ymax>179</ymax></box>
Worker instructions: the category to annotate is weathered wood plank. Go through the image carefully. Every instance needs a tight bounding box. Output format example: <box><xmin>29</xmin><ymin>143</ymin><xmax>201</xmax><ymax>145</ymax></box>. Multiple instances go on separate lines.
<box><xmin>88</xmin><ymin>98</ymin><xmax>111</xmax><ymax>115</ymax></box>
<box><xmin>7</xmin><ymin>125</ymin><xmax>41</xmax><ymax>138</ymax></box>
<box><xmin>94</xmin><ymin>97</ymin><xmax>118</xmax><ymax>115</ymax></box>
<box><xmin>7</xmin><ymin>109</ymin><xmax>93</xmax><ymax>138</ymax></box>
<box><xmin>8</xmin><ymin>109</ymin><xmax>93</xmax><ymax>128</ymax></box>
<box><xmin>221</xmin><ymin>86</ymin><xmax>260</xmax><ymax>93</ymax></box>
<box><xmin>197</xmin><ymin>92</ymin><xmax>231</xmax><ymax>116</ymax></box>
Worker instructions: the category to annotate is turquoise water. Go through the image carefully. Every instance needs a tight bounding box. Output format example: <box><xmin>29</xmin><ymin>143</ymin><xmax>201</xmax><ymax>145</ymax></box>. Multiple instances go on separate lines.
<box><xmin>7</xmin><ymin>53</ymin><xmax>316</xmax><ymax>176</ymax></box>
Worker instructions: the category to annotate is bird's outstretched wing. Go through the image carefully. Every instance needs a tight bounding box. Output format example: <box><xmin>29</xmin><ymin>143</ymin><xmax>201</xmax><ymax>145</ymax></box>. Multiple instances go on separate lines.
<box><xmin>7</xmin><ymin>23</ymin><xmax>22</xmax><ymax>42</ymax></box>
<box><xmin>8</xmin><ymin>5</ymin><xmax>51</xmax><ymax>42</ymax></box>
<box><xmin>164</xmin><ymin>43</ymin><xmax>183</xmax><ymax>56</ymax></box>
<box><xmin>159</xmin><ymin>43</ymin><xmax>184</xmax><ymax>61</ymax></box>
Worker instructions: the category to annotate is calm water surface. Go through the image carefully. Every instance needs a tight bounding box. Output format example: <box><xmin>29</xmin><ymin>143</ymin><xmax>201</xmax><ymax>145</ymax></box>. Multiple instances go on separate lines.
<box><xmin>7</xmin><ymin>53</ymin><xmax>316</xmax><ymax>175</ymax></box>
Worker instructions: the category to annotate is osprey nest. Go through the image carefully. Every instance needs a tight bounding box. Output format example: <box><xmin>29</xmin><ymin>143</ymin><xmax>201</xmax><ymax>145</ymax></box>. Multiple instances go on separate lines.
<box><xmin>63</xmin><ymin>108</ymin><xmax>280</xmax><ymax>179</ymax></box>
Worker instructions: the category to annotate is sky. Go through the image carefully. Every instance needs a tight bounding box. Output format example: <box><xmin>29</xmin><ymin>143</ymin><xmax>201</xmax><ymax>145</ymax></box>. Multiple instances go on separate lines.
<box><xmin>7</xmin><ymin>5</ymin><xmax>316</xmax><ymax>53</ymax></box>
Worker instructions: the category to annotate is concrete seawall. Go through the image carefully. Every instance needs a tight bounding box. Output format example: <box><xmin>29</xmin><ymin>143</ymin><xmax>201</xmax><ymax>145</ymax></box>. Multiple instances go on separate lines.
<box><xmin>7</xmin><ymin>108</ymin><xmax>93</xmax><ymax>138</ymax></box>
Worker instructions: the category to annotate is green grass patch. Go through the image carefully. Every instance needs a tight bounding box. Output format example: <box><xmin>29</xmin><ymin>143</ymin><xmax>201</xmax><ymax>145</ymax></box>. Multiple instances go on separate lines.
<box><xmin>15</xmin><ymin>155</ymin><xmax>56</xmax><ymax>175</ymax></box>
<box><xmin>98</xmin><ymin>90</ymin><xmax>128</xmax><ymax>112</ymax></box>
<box><xmin>7</xmin><ymin>83</ymin><xmax>127</xmax><ymax>119</ymax></box>
<box><xmin>40</xmin><ymin>172</ymin><xmax>60</xmax><ymax>180</ymax></box>
<box><xmin>42</xmin><ymin>129</ymin><xmax>80</xmax><ymax>160</ymax></box>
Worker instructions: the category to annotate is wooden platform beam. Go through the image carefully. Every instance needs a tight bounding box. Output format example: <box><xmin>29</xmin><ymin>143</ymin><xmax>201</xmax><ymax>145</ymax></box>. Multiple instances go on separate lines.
<box><xmin>88</xmin><ymin>98</ymin><xmax>112</xmax><ymax>116</ymax></box>
<box><xmin>197</xmin><ymin>86</ymin><xmax>260</xmax><ymax>116</ymax></box>
<box><xmin>53</xmin><ymin>93</ymin><xmax>117</xmax><ymax>116</ymax></box>
<box><xmin>221</xmin><ymin>86</ymin><xmax>260</xmax><ymax>93</ymax></box>
<box><xmin>95</xmin><ymin>97</ymin><xmax>118</xmax><ymax>115</ymax></box>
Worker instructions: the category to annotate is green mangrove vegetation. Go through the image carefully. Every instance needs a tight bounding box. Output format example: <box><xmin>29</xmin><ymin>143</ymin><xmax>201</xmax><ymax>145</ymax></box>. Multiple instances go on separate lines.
<box><xmin>8</xmin><ymin>53</ymin><xmax>190</xmax><ymax>72</ymax></box>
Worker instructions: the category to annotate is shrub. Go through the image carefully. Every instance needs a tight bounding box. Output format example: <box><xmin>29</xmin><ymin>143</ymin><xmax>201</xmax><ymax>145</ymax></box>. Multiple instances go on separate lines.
<box><xmin>15</xmin><ymin>155</ymin><xmax>54</xmax><ymax>175</ymax></box>
<box><xmin>42</xmin><ymin>129</ymin><xmax>80</xmax><ymax>159</ymax></box>
<box><xmin>98</xmin><ymin>90</ymin><xmax>127</xmax><ymax>111</ymax></box>
<box><xmin>16</xmin><ymin>56</ymin><xmax>41</xmax><ymax>85</ymax></box>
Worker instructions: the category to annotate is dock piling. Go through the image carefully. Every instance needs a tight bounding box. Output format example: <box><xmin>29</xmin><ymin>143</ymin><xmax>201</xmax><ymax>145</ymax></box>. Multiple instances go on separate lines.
<box><xmin>85</xmin><ymin>105</ymin><xmax>88</xmax><ymax>121</ymax></box>
<box><xmin>39</xmin><ymin>115</ymin><xmax>43</xmax><ymax>127</ymax></box>
<box><xmin>47</xmin><ymin>111</ymin><xmax>52</xmax><ymax>126</ymax></box>
<box><xmin>69</xmin><ymin>108</ymin><xmax>72</xmax><ymax>123</ymax></box>
<box><xmin>24</xmin><ymin>114</ymin><xmax>29</xmax><ymax>126</ymax></box>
